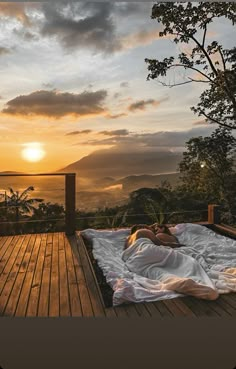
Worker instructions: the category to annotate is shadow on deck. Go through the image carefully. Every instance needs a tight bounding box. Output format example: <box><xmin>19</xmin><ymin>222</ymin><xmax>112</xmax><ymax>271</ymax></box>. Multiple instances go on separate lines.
<box><xmin>0</xmin><ymin>230</ymin><xmax>236</xmax><ymax>317</ymax></box>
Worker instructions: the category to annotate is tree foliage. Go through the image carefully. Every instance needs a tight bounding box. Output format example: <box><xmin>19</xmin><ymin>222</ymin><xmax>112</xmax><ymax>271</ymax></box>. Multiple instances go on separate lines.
<box><xmin>145</xmin><ymin>2</ymin><xmax>236</xmax><ymax>129</ymax></box>
<box><xmin>178</xmin><ymin>127</ymin><xmax>236</xmax><ymax>207</ymax></box>
<box><xmin>2</xmin><ymin>186</ymin><xmax>43</xmax><ymax>222</ymax></box>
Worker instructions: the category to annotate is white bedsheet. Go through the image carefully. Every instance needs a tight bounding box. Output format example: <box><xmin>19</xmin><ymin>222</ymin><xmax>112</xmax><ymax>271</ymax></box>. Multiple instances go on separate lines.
<box><xmin>81</xmin><ymin>223</ymin><xmax>236</xmax><ymax>306</ymax></box>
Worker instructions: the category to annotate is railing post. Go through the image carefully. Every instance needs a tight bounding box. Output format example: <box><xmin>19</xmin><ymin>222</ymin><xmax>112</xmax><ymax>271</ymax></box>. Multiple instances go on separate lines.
<box><xmin>208</xmin><ymin>204</ymin><xmax>220</xmax><ymax>224</ymax></box>
<box><xmin>65</xmin><ymin>173</ymin><xmax>76</xmax><ymax>236</ymax></box>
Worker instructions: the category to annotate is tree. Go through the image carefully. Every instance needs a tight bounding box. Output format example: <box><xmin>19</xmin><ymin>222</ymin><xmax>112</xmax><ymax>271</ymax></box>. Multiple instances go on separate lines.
<box><xmin>178</xmin><ymin>127</ymin><xmax>236</xmax><ymax>208</ymax></box>
<box><xmin>126</xmin><ymin>187</ymin><xmax>168</xmax><ymax>224</ymax></box>
<box><xmin>3</xmin><ymin>186</ymin><xmax>43</xmax><ymax>222</ymax></box>
<box><xmin>31</xmin><ymin>202</ymin><xmax>65</xmax><ymax>232</ymax></box>
<box><xmin>145</xmin><ymin>2</ymin><xmax>236</xmax><ymax>129</ymax></box>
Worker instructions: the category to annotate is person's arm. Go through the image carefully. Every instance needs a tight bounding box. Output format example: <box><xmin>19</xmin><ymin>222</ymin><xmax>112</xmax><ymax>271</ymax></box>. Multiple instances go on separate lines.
<box><xmin>159</xmin><ymin>241</ymin><xmax>185</xmax><ymax>248</ymax></box>
<box><xmin>151</xmin><ymin>236</ymin><xmax>179</xmax><ymax>248</ymax></box>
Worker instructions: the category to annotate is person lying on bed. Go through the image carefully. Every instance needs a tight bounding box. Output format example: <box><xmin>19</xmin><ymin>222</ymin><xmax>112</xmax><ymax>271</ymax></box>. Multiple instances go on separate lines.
<box><xmin>124</xmin><ymin>224</ymin><xmax>183</xmax><ymax>250</ymax></box>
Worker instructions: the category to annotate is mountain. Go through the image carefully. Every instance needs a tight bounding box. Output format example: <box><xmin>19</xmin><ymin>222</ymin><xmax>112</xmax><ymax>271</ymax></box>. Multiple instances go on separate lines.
<box><xmin>113</xmin><ymin>173</ymin><xmax>180</xmax><ymax>192</ymax></box>
<box><xmin>0</xmin><ymin>171</ymin><xmax>23</xmax><ymax>174</ymax></box>
<box><xmin>59</xmin><ymin>150</ymin><xmax>182</xmax><ymax>178</ymax></box>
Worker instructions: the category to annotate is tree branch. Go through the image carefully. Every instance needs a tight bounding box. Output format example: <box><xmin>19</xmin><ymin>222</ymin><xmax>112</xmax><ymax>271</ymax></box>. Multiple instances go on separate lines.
<box><xmin>202</xmin><ymin>24</ymin><xmax>207</xmax><ymax>48</ymax></box>
<box><xmin>200</xmin><ymin>111</ymin><xmax>234</xmax><ymax>129</ymax></box>
<box><xmin>158</xmin><ymin>79</ymin><xmax>193</xmax><ymax>87</ymax></box>
<box><xmin>168</xmin><ymin>63</ymin><xmax>214</xmax><ymax>83</ymax></box>
<box><xmin>188</xmin><ymin>77</ymin><xmax>209</xmax><ymax>83</ymax></box>
<box><xmin>218</xmin><ymin>47</ymin><xmax>226</xmax><ymax>71</ymax></box>
<box><xmin>188</xmin><ymin>33</ymin><xmax>219</xmax><ymax>77</ymax></box>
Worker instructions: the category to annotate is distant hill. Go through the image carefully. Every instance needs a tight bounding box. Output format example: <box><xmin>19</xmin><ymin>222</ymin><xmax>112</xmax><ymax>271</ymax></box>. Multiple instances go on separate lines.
<box><xmin>114</xmin><ymin>173</ymin><xmax>180</xmax><ymax>192</ymax></box>
<box><xmin>59</xmin><ymin>149</ymin><xmax>182</xmax><ymax>179</ymax></box>
<box><xmin>0</xmin><ymin>171</ymin><xmax>23</xmax><ymax>174</ymax></box>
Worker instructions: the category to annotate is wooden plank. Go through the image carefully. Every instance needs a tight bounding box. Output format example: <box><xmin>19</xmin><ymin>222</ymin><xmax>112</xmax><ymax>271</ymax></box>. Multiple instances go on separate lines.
<box><xmin>26</xmin><ymin>234</ymin><xmax>46</xmax><ymax>317</ymax></box>
<box><xmin>225</xmin><ymin>293</ymin><xmax>236</xmax><ymax>304</ymax></box>
<box><xmin>70</xmin><ymin>237</ymin><xmax>94</xmax><ymax>317</ymax></box>
<box><xmin>18</xmin><ymin>234</ymin><xmax>36</xmax><ymax>273</ymax></box>
<box><xmin>0</xmin><ymin>235</ymin><xmax>30</xmax><ymax>316</ymax></box>
<box><xmin>171</xmin><ymin>298</ymin><xmax>197</xmax><ymax>317</ymax></box>
<box><xmin>214</xmin><ymin>296</ymin><xmax>236</xmax><ymax>317</ymax></box>
<box><xmin>162</xmin><ymin>299</ymin><xmax>187</xmax><ymax>317</ymax></box>
<box><xmin>124</xmin><ymin>303</ymin><xmax>141</xmax><ymax>317</ymax></box>
<box><xmin>133</xmin><ymin>303</ymin><xmax>151</xmax><ymax>317</ymax></box>
<box><xmin>220</xmin><ymin>294</ymin><xmax>236</xmax><ymax>314</ymax></box>
<box><xmin>15</xmin><ymin>234</ymin><xmax>40</xmax><ymax>316</ymax></box>
<box><xmin>183</xmin><ymin>297</ymin><xmax>207</xmax><ymax>317</ymax></box>
<box><xmin>49</xmin><ymin>233</ymin><xmax>59</xmax><ymax>317</ymax></box>
<box><xmin>153</xmin><ymin>300</ymin><xmax>173</xmax><ymax>317</ymax></box>
<box><xmin>203</xmin><ymin>299</ymin><xmax>231</xmax><ymax>317</ymax></box>
<box><xmin>0</xmin><ymin>236</ymin><xmax>22</xmax><ymax>294</ymax></box>
<box><xmin>183</xmin><ymin>297</ymin><xmax>219</xmax><ymax>317</ymax></box>
<box><xmin>4</xmin><ymin>235</ymin><xmax>34</xmax><ymax>316</ymax></box>
<box><xmin>0</xmin><ymin>236</ymin><xmax>20</xmax><ymax>275</ymax></box>
<box><xmin>104</xmin><ymin>307</ymin><xmax>117</xmax><ymax>317</ymax></box>
<box><xmin>0</xmin><ymin>236</ymin><xmax>13</xmax><ymax>261</ymax></box>
<box><xmin>38</xmin><ymin>234</ymin><xmax>52</xmax><ymax>317</ymax></box>
<box><xmin>143</xmin><ymin>302</ymin><xmax>163</xmax><ymax>317</ymax></box>
<box><xmin>64</xmin><ymin>235</ymin><xmax>82</xmax><ymax>317</ymax></box>
<box><xmin>76</xmin><ymin>235</ymin><xmax>105</xmax><ymax>317</ymax></box>
<box><xmin>114</xmin><ymin>305</ymin><xmax>129</xmax><ymax>317</ymax></box>
<box><xmin>0</xmin><ymin>236</ymin><xmax>8</xmax><ymax>249</ymax></box>
<box><xmin>58</xmin><ymin>233</ymin><xmax>71</xmax><ymax>316</ymax></box>
<box><xmin>77</xmin><ymin>234</ymin><xmax>105</xmax><ymax>313</ymax></box>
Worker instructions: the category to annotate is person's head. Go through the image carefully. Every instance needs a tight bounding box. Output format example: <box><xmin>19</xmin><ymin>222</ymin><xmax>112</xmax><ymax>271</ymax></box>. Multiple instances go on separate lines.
<box><xmin>151</xmin><ymin>223</ymin><xmax>172</xmax><ymax>235</ymax></box>
<box><xmin>130</xmin><ymin>224</ymin><xmax>153</xmax><ymax>235</ymax></box>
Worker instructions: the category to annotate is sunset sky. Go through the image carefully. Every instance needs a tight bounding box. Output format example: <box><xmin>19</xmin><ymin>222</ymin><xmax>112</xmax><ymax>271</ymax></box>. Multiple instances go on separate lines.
<box><xmin>0</xmin><ymin>2</ymin><xmax>235</xmax><ymax>173</ymax></box>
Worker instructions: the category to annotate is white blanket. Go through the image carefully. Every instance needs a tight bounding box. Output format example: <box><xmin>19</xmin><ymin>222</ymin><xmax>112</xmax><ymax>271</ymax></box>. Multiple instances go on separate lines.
<box><xmin>81</xmin><ymin>223</ymin><xmax>236</xmax><ymax>306</ymax></box>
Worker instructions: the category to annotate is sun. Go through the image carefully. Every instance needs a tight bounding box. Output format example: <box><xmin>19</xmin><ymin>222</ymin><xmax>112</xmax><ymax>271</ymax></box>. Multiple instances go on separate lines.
<box><xmin>21</xmin><ymin>143</ymin><xmax>46</xmax><ymax>162</ymax></box>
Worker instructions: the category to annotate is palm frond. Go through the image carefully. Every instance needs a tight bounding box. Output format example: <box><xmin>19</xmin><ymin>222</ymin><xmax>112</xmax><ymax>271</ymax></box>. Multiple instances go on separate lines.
<box><xmin>19</xmin><ymin>186</ymin><xmax>34</xmax><ymax>200</ymax></box>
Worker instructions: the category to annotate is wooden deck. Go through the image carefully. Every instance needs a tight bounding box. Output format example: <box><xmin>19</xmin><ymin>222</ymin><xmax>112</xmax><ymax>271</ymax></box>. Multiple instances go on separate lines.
<box><xmin>0</xmin><ymin>231</ymin><xmax>236</xmax><ymax>317</ymax></box>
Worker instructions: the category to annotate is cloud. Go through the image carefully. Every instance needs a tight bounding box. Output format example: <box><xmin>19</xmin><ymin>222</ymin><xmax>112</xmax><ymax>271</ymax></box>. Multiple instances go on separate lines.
<box><xmin>13</xmin><ymin>29</ymin><xmax>38</xmax><ymax>41</ymax></box>
<box><xmin>121</xmin><ymin>29</ymin><xmax>159</xmax><ymax>50</ymax></box>
<box><xmin>105</xmin><ymin>113</ymin><xmax>127</xmax><ymax>119</ymax></box>
<box><xmin>66</xmin><ymin>130</ymin><xmax>92</xmax><ymax>136</ymax></box>
<box><xmin>100</xmin><ymin>129</ymin><xmax>129</xmax><ymax>136</ymax></box>
<box><xmin>1</xmin><ymin>2</ymin><xmax>158</xmax><ymax>55</ymax></box>
<box><xmin>128</xmin><ymin>99</ymin><xmax>160</xmax><ymax>112</ymax></box>
<box><xmin>79</xmin><ymin>126</ymin><xmax>216</xmax><ymax>149</ymax></box>
<box><xmin>120</xmin><ymin>82</ymin><xmax>129</xmax><ymax>88</ymax></box>
<box><xmin>0</xmin><ymin>47</ymin><xmax>11</xmax><ymax>56</ymax></box>
<box><xmin>2</xmin><ymin>89</ymin><xmax>108</xmax><ymax>119</ymax></box>
<box><xmin>193</xmin><ymin>119</ymin><xmax>211</xmax><ymax>126</ymax></box>
<box><xmin>42</xmin><ymin>82</ymin><xmax>54</xmax><ymax>89</ymax></box>
<box><xmin>133</xmin><ymin>127</ymin><xmax>216</xmax><ymax>148</ymax></box>
<box><xmin>80</xmin><ymin>136</ymin><xmax>129</xmax><ymax>146</ymax></box>
<box><xmin>40</xmin><ymin>2</ymin><xmax>122</xmax><ymax>54</ymax></box>
<box><xmin>0</xmin><ymin>3</ymin><xmax>34</xmax><ymax>27</ymax></box>
<box><xmin>114</xmin><ymin>3</ymin><xmax>152</xmax><ymax>17</ymax></box>
<box><xmin>113</xmin><ymin>92</ymin><xmax>121</xmax><ymax>99</ymax></box>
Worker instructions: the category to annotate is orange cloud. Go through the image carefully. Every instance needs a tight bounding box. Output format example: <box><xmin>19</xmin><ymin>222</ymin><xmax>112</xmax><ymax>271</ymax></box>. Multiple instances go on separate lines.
<box><xmin>0</xmin><ymin>3</ymin><xmax>34</xmax><ymax>26</ymax></box>
<box><xmin>121</xmin><ymin>29</ymin><xmax>159</xmax><ymax>49</ymax></box>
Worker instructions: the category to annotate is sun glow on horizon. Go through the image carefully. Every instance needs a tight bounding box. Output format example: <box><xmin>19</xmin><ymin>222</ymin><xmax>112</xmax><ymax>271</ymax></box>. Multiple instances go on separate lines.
<box><xmin>21</xmin><ymin>142</ymin><xmax>46</xmax><ymax>162</ymax></box>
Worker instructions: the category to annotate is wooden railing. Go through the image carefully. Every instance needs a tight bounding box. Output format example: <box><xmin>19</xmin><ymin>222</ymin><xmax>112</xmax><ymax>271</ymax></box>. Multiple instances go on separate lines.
<box><xmin>0</xmin><ymin>173</ymin><xmax>76</xmax><ymax>236</ymax></box>
<box><xmin>208</xmin><ymin>204</ymin><xmax>221</xmax><ymax>224</ymax></box>
<box><xmin>0</xmin><ymin>172</ymin><xmax>231</xmax><ymax>237</ymax></box>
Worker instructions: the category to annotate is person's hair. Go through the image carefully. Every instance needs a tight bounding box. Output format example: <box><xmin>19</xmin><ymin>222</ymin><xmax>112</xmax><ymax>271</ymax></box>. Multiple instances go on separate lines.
<box><xmin>130</xmin><ymin>224</ymin><xmax>153</xmax><ymax>234</ymax></box>
<box><xmin>152</xmin><ymin>223</ymin><xmax>172</xmax><ymax>235</ymax></box>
